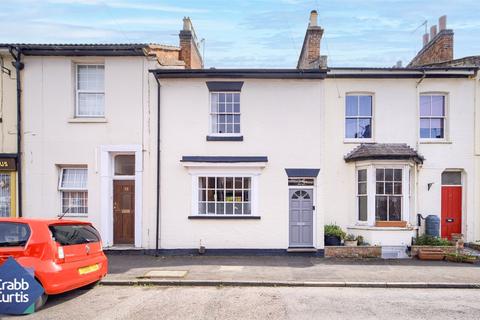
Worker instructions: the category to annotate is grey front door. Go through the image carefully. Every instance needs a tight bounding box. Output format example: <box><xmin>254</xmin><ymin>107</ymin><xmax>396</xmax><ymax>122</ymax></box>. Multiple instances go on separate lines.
<box><xmin>289</xmin><ymin>189</ymin><xmax>314</xmax><ymax>247</ymax></box>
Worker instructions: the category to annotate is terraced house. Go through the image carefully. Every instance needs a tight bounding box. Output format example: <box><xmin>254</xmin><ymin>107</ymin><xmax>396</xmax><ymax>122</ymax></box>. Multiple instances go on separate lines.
<box><xmin>1</xmin><ymin>13</ymin><xmax>479</xmax><ymax>256</ymax></box>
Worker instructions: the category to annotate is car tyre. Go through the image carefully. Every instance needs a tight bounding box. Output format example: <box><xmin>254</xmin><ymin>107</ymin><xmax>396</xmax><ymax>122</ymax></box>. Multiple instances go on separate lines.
<box><xmin>34</xmin><ymin>293</ymin><xmax>48</xmax><ymax>311</ymax></box>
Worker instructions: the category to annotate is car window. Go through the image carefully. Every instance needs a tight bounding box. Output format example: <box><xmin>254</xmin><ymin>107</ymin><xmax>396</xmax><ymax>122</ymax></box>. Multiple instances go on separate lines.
<box><xmin>49</xmin><ymin>224</ymin><xmax>100</xmax><ymax>246</ymax></box>
<box><xmin>0</xmin><ymin>222</ymin><xmax>31</xmax><ymax>247</ymax></box>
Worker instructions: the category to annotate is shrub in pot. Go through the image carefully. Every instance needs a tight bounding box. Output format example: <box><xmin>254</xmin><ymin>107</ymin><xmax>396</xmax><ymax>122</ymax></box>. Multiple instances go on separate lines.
<box><xmin>324</xmin><ymin>224</ymin><xmax>346</xmax><ymax>246</ymax></box>
<box><xmin>344</xmin><ymin>234</ymin><xmax>358</xmax><ymax>247</ymax></box>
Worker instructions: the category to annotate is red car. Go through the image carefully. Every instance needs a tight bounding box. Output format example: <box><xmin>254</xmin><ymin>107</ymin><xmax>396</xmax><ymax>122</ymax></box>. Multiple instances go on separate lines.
<box><xmin>0</xmin><ymin>218</ymin><xmax>108</xmax><ymax>309</ymax></box>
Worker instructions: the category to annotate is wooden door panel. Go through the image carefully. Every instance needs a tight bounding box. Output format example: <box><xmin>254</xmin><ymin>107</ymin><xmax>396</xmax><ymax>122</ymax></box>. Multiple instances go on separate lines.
<box><xmin>441</xmin><ymin>186</ymin><xmax>462</xmax><ymax>239</ymax></box>
<box><xmin>113</xmin><ymin>180</ymin><xmax>135</xmax><ymax>245</ymax></box>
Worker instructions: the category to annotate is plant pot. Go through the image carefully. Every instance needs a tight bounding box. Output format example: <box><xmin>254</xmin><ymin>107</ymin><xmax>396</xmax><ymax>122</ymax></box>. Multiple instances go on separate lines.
<box><xmin>325</xmin><ymin>235</ymin><xmax>341</xmax><ymax>246</ymax></box>
<box><xmin>418</xmin><ymin>248</ymin><xmax>445</xmax><ymax>260</ymax></box>
<box><xmin>344</xmin><ymin>240</ymin><xmax>358</xmax><ymax>247</ymax></box>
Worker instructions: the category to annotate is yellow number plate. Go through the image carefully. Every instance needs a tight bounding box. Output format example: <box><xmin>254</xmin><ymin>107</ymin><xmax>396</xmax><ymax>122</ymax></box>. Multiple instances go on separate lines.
<box><xmin>78</xmin><ymin>264</ymin><xmax>100</xmax><ymax>275</ymax></box>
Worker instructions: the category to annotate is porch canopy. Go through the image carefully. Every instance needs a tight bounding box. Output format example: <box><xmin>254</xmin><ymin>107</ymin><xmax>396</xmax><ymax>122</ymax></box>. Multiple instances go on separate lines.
<box><xmin>344</xmin><ymin>143</ymin><xmax>424</xmax><ymax>164</ymax></box>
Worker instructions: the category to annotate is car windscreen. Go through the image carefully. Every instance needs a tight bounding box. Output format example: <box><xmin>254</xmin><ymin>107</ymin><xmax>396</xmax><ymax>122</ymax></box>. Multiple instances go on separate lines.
<box><xmin>0</xmin><ymin>222</ymin><xmax>31</xmax><ymax>247</ymax></box>
<box><xmin>49</xmin><ymin>224</ymin><xmax>100</xmax><ymax>246</ymax></box>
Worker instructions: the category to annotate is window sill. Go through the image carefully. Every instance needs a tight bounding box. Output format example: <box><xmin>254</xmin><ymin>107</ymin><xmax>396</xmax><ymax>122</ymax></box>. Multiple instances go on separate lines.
<box><xmin>57</xmin><ymin>214</ymin><xmax>88</xmax><ymax>218</ymax></box>
<box><xmin>348</xmin><ymin>225</ymin><xmax>417</xmax><ymax>231</ymax></box>
<box><xmin>344</xmin><ymin>139</ymin><xmax>374</xmax><ymax>144</ymax></box>
<box><xmin>68</xmin><ymin>118</ymin><xmax>107</xmax><ymax>123</ymax></box>
<box><xmin>206</xmin><ymin>135</ymin><xmax>244</xmax><ymax>142</ymax></box>
<box><xmin>188</xmin><ymin>215</ymin><xmax>260</xmax><ymax>220</ymax></box>
<box><xmin>419</xmin><ymin>140</ymin><xmax>452</xmax><ymax>144</ymax></box>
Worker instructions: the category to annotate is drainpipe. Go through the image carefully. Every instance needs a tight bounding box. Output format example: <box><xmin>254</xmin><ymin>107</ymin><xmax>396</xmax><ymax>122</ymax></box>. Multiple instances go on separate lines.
<box><xmin>9</xmin><ymin>46</ymin><xmax>24</xmax><ymax>217</ymax></box>
<box><xmin>154</xmin><ymin>77</ymin><xmax>161</xmax><ymax>255</ymax></box>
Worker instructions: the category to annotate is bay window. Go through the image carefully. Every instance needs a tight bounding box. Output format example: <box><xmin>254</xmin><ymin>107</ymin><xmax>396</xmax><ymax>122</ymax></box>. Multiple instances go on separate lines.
<box><xmin>375</xmin><ymin>168</ymin><xmax>402</xmax><ymax>221</ymax></box>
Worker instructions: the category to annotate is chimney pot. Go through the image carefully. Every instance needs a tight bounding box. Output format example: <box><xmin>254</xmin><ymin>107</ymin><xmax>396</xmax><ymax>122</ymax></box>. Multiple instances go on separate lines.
<box><xmin>422</xmin><ymin>33</ymin><xmax>429</xmax><ymax>46</ymax></box>
<box><xmin>183</xmin><ymin>17</ymin><xmax>191</xmax><ymax>31</ymax></box>
<box><xmin>439</xmin><ymin>15</ymin><xmax>447</xmax><ymax>30</ymax></box>
<box><xmin>309</xmin><ymin>10</ymin><xmax>318</xmax><ymax>27</ymax></box>
<box><xmin>430</xmin><ymin>25</ymin><xmax>437</xmax><ymax>39</ymax></box>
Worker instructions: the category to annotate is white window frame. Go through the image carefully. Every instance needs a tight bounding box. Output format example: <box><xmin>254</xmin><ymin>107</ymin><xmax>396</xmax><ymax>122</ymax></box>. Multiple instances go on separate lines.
<box><xmin>344</xmin><ymin>92</ymin><xmax>374</xmax><ymax>143</ymax></box>
<box><xmin>58</xmin><ymin>167</ymin><xmax>88</xmax><ymax>217</ymax></box>
<box><xmin>419</xmin><ymin>92</ymin><xmax>448</xmax><ymax>142</ymax></box>
<box><xmin>75</xmin><ymin>64</ymin><xmax>105</xmax><ymax>118</ymax></box>
<box><xmin>209</xmin><ymin>91</ymin><xmax>241</xmax><ymax>137</ymax></box>
<box><xmin>374</xmin><ymin>167</ymin><xmax>403</xmax><ymax>222</ymax></box>
<box><xmin>355</xmin><ymin>162</ymin><xmax>411</xmax><ymax>227</ymax></box>
<box><xmin>356</xmin><ymin>168</ymin><xmax>368</xmax><ymax>223</ymax></box>
<box><xmin>190</xmin><ymin>171</ymin><xmax>260</xmax><ymax>217</ymax></box>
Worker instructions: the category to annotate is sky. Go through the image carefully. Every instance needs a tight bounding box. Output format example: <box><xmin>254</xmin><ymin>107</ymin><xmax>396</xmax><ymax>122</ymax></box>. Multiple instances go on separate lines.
<box><xmin>1</xmin><ymin>0</ymin><xmax>479</xmax><ymax>68</ymax></box>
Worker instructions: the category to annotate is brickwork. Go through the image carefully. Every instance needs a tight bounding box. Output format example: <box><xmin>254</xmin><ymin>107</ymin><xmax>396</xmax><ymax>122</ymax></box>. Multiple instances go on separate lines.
<box><xmin>324</xmin><ymin>246</ymin><xmax>381</xmax><ymax>258</ymax></box>
<box><xmin>297</xmin><ymin>27</ymin><xmax>324</xmax><ymax>69</ymax></box>
<box><xmin>408</xmin><ymin>30</ymin><xmax>454</xmax><ymax>67</ymax></box>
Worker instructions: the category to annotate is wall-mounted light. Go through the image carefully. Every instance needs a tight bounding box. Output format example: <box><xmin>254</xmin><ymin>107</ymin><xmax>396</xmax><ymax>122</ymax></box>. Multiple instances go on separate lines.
<box><xmin>427</xmin><ymin>182</ymin><xmax>434</xmax><ymax>191</ymax></box>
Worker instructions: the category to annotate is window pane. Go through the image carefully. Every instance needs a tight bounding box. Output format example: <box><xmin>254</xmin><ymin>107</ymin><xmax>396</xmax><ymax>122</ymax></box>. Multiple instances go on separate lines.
<box><xmin>234</xmin><ymin>177</ymin><xmax>242</xmax><ymax>189</ymax></box>
<box><xmin>216</xmin><ymin>190</ymin><xmax>224</xmax><ymax>201</ymax></box>
<box><xmin>358</xmin><ymin>118</ymin><xmax>371</xmax><ymax>138</ymax></box>
<box><xmin>226</xmin><ymin>93</ymin><xmax>233</xmax><ymax>102</ymax></box>
<box><xmin>358</xmin><ymin>169</ymin><xmax>367</xmax><ymax>182</ymax></box>
<box><xmin>199</xmin><ymin>202</ymin><xmax>206</xmax><ymax>214</ymax></box>
<box><xmin>226</xmin><ymin>190</ymin><xmax>234</xmax><ymax>202</ymax></box>
<box><xmin>233</xmin><ymin>93</ymin><xmax>240</xmax><ymax>103</ymax></box>
<box><xmin>358</xmin><ymin>182</ymin><xmax>367</xmax><ymax>195</ymax></box>
<box><xmin>376</xmin><ymin>169</ymin><xmax>384</xmax><ymax>181</ymax></box>
<box><xmin>233</xmin><ymin>103</ymin><xmax>240</xmax><ymax>113</ymax></box>
<box><xmin>114</xmin><ymin>155</ymin><xmax>135</xmax><ymax>175</ymax></box>
<box><xmin>225</xmin><ymin>203</ymin><xmax>233</xmax><ymax>214</ymax></box>
<box><xmin>219</xmin><ymin>102</ymin><xmax>226</xmax><ymax>113</ymax></box>
<box><xmin>62</xmin><ymin>191</ymin><xmax>88</xmax><ymax>214</ymax></box>
<box><xmin>78</xmin><ymin>65</ymin><xmax>104</xmax><ymax>91</ymax></box>
<box><xmin>199</xmin><ymin>190</ymin><xmax>206</xmax><ymax>201</ymax></box>
<box><xmin>420</xmin><ymin>96</ymin><xmax>431</xmax><ymax>116</ymax></box>
<box><xmin>0</xmin><ymin>174</ymin><xmax>11</xmax><ymax>217</ymax></box>
<box><xmin>385</xmin><ymin>182</ymin><xmax>393</xmax><ymax>194</ymax></box>
<box><xmin>358</xmin><ymin>196</ymin><xmax>368</xmax><ymax>221</ymax></box>
<box><xmin>389</xmin><ymin>196</ymin><xmax>402</xmax><ymax>221</ymax></box>
<box><xmin>207</xmin><ymin>190</ymin><xmax>215</xmax><ymax>201</ymax></box>
<box><xmin>199</xmin><ymin>177</ymin><xmax>206</xmax><ymax>189</ymax></box>
<box><xmin>61</xmin><ymin>168</ymin><xmax>87</xmax><ymax>189</ymax></box>
<box><xmin>78</xmin><ymin>93</ymin><xmax>105</xmax><ymax>116</ymax></box>
<box><xmin>244</xmin><ymin>177</ymin><xmax>251</xmax><ymax>189</ymax></box>
<box><xmin>375</xmin><ymin>196</ymin><xmax>388</xmax><ymax>221</ymax></box>
<box><xmin>243</xmin><ymin>190</ymin><xmax>250</xmax><ymax>201</ymax></box>
<box><xmin>430</xmin><ymin>118</ymin><xmax>444</xmax><ymax>138</ymax></box>
<box><xmin>359</xmin><ymin>96</ymin><xmax>372</xmax><ymax>116</ymax></box>
<box><xmin>49</xmin><ymin>224</ymin><xmax>99</xmax><ymax>245</ymax></box>
<box><xmin>441</xmin><ymin>172</ymin><xmax>461</xmax><ymax>185</ymax></box>
<box><xmin>345</xmin><ymin>119</ymin><xmax>357</xmax><ymax>138</ymax></box>
<box><xmin>431</xmin><ymin>96</ymin><xmax>445</xmax><ymax>116</ymax></box>
<box><xmin>394</xmin><ymin>169</ymin><xmax>402</xmax><ymax>181</ymax></box>
<box><xmin>216</xmin><ymin>177</ymin><xmax>225</xmax><ymax>189</ymax></box>
<box><xmin>346</xmin><ymin>96</ymin><xmax>358</xmax><ymax>116</ymax></box>
<box><xmin>207</xmin><ymin>202</ymin><xmax>215</xmax><ymax>214</ymax></box>
<box><xmin>216</xmin><ymin>203</ymin><xmax>224</xmax><ymax>215</ymax></box>
<box><xmin>234</xmin><ymin>204</ymin><xmax>242</xmax><ymax>215</ymax></box>
<box><xmin>226</xmin><ymin>178</ymin><xmax>233</xmax><ymax>189</ymax></box>
<box><xmin>208</xmin><ymin>177</ymin><xmax>215</xmax><ymax>189</ymax></box>
<box><xmin>420</xmin><ymin>118</ymin><xmax>430</xmax><ymax>138</ymax></box>
<box><xmin>211</xmin><ymin>93</ymin><xmax>219</xmax><ymax>112</ymax></box>
<box><xmin>394</xmin><ymin>183</ymin><xmax>402</xmax><ymax>195</ymax></box>
<box><xmin>385</xmin><ymin>169</ymin><xmax>393</xmax><ymax>181</ymax></box>
<box><xmin>244</xmin><ymin>203</ymin><xmax>251</xmax><ymax>215</ymax></box>
<box><xmin>376</xmin><ymin>182</ymin><xmax>384</xmax><ymax>194</ymax></box>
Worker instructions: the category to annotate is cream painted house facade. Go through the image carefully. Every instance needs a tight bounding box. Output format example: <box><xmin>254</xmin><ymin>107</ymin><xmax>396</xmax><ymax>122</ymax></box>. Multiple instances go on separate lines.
<box><xmin>150</xmin><ymin>67</ymin><xmax>479</xmax><ymax>253</ymax></box>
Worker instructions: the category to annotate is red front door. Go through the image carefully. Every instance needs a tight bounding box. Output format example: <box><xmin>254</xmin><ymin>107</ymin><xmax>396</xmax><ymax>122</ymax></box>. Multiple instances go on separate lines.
<box><xmin>441</xmin><ymin>186</ymin><xmax>462</xmax><ymax>239</ymax></box>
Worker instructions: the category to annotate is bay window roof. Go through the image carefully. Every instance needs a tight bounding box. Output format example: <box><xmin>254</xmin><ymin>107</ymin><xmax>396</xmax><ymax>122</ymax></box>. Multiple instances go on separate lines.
<box><xmin>344</xmin><ymin>143</ymin><xmax>424</xmax><ymax>164</ymax></box>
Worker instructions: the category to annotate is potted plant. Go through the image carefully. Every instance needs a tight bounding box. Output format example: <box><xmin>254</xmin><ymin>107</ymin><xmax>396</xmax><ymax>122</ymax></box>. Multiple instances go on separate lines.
<box><xmin>324</xmin><ymin>224</ymin><xmax>346</xmax><ymax>246</ymax></box>
<box><xmin>344</xmin><ymin>234</ymin><xmax>358</xmax><ymax>247</ymax></box>
<box><xmin>414</xmin><ymin>235</ymin><xmax>453</xmax><ymax>260</ymax></box>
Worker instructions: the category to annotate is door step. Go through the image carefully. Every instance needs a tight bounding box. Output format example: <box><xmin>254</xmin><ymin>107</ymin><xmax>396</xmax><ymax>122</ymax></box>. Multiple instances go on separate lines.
<box><xmin>287</xmin><ymin>247</ymin><xmax>317</xmax><ymax>253</ymax></box>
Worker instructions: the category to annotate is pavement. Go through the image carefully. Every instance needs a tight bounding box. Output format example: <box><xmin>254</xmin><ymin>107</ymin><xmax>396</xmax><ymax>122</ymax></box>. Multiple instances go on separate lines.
<box><xmin>103</xmin><ymin>253</ymin><xmax>480</xmax><ymax>288</ymax></box>
<box><xmin>6</xmin><ymin>286</ymin><xmax>480</xmax><ymax>320</ymax></box>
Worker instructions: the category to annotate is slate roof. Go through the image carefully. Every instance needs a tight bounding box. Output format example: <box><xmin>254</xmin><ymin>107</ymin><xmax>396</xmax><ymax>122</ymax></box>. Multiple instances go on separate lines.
<box><xmin>0</xmin><ymin>43</ymin><xmax>178</xmax><ymax>56</ymax></box>
<box><xmin>344</xmin><ymin>143</ymin><xmax>424</xmax><ymax>164</ymax></box>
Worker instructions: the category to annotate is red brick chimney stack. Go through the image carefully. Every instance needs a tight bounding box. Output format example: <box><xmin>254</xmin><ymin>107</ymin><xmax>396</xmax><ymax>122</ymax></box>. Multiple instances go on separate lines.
<box><xmin>408</xmin><ymin>15</ymin><xmax>453</xmax><ymax>67</ymax></box>
<box><xmin>179</xmin><ymin>17</ymin><xmax>203</xmax><ymax>69</ymax></box>
<box><xmin>297</xmin><ymin>10</ymin><xmax>327</xmax><ymax>69</ymax></box>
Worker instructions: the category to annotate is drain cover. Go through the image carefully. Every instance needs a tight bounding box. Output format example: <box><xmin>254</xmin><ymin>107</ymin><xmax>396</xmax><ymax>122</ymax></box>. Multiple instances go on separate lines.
<box><xmin>141</xmin><ymin>270</ymin><xmax>188</xmax><ymax>278</ymax></box>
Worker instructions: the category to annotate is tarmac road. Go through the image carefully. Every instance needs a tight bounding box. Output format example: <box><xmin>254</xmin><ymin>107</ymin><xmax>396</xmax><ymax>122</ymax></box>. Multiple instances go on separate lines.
<box><xmin>4</xmin><ymin>285</ymin><xmax>480</xmax><ymax>320</ymax></box>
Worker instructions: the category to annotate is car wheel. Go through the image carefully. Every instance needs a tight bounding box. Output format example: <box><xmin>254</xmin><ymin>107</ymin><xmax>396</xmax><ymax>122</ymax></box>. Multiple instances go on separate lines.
<box><xmin>34</xmin><ymin>293</ymin><xmax>48</xmax><ymax>311</ymax></box>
